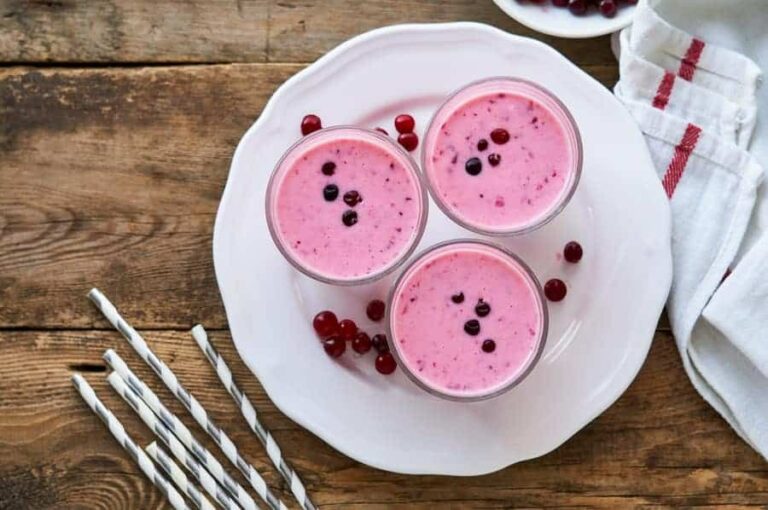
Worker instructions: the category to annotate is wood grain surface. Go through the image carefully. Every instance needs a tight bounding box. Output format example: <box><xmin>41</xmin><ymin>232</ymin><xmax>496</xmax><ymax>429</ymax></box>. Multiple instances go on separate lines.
<box><xmin>1</xmin><ymin>1</ymin><xmax>765</xmax><ymax>509</ymax></box>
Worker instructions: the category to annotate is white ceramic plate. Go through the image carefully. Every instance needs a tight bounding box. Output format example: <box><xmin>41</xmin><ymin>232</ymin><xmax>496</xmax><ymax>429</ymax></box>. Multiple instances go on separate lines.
<box><xmin>493</xmin><ymin>0</ymin><xmax>637</xmax><ymax>38</ymax></box>
<box><xmin>213</xmin><ymin>22</ymin><xmax>671</xmax><ymax>476</ymax></box>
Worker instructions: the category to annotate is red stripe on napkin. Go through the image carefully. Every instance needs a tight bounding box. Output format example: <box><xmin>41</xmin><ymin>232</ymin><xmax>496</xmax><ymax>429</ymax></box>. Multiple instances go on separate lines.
<box><xmin>652</xmin><ymin>72</ymin><xmax>676</xmax><ymax>110</ymax></box>
<box><xmin>678</xmin><ymin>38</ymin><xmax>705</xmax><ymax>81</ymax></box>
<box><xmin>662</xmin><ymin>123</ymin><xmax>702</xmax><ymax>198</ymax></box>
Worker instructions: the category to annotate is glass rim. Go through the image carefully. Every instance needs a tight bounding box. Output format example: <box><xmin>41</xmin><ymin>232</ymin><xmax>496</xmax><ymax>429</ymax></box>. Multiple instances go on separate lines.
<box><xmin>265</xmin><ymin>125</ymin><xmax>429</xmax><ymax>286</ymax></box>
<box><xmin>421</xmin><ymin>76</ymin><xmax>583</xmax><ymax>237</ymax></box>
<box><xmin>385</xmin><ymin>238</ymin><xmax>549</xmax><ymax>402</ymax></box>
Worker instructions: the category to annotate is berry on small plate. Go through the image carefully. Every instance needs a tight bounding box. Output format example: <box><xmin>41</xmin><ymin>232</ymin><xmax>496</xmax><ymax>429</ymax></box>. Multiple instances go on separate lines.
<box><xmin>493</xmin><ymin>0</ymin><xmax>639</xmax><ymax>38</ymax></box>
<box><xmin>214</xmin><ymin>23</ymin><xmax>670</xmax><ymax>476</ymax></box>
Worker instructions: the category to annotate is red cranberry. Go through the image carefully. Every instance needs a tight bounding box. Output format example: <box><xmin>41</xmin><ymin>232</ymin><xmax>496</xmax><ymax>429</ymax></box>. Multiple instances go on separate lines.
<box><xmin>366</xmin><ymin>299</ymin><xmax>386</xmax><ymax>322</ymax></box>
<box><xmin>343</xmin><ymin>190</ymin><xmax>362</xmax><ymax>207</ymax></box>
<box><xmin>337</xmin><ymin>319</ymin><xmax>358</xmax><ymax>341</ymax></box>
<box><xmin>599</xmin><ymin>0</ymin><xmax>617</xmax><ymax>17</ymax></box>
<box><xmin>488</xmin><ymin>153</ymin><xmax>501</xmax><ymax>167</ymax></box>
<box><xmin>477</xmin><ymin>139</ymin><xmax>489</xmax><ymax>151</ymax></box>
<box><xmin>568</xmin><ymin>0</ymin><xmax>588</xmax><ymax>15</ymax></box>
<box><xmin>323</xmin><ymin>336</ymin><xmax>346</xmax><ymax>358</ymax></box>
<box><xmin>544</xmin><ymin>279</ymin><xmax>567</xmax><ymax>302</ymax></box>
<box><xmin>301</xmin><ymin>114</ymin><xmax>322</xmax><ymax>135</ymax></box>
<box><xmin>552</xmin><ymin>0</ymin><xmax>568</xmax><ymax>6</ymax></box>
<box><xmin>394</xmin><ymin>114</ymin><xmax>415</xmax><ymax>134</ymax></box>
<box><xmin>321</xmin><ymin>161</ymin><xmax>336</xmax><ymax>176</ymax></box>
<box><xmin>563</xmin><ymin>241</ymin><xmax>583</xmax><ymax>263</ymax></box>
<box><xmin>475</xmin><ymin>299</ymin><xmax>491</xmax><ymax>317</ymax></box>
<box><xmin>375</xmin><ymin>352</ymin><xmax>397</xmax><ymax>374</ymax></box>
<box><xmin>398</xmin><ymin>132</ymin><xmax>419</xmax><ymax>152</ymax></box>
<box><xmin>371</xmin><ymin>334</ymin><xmax>389</xmax><ymax>353</ymax></box>
<box><xmin>490</xmin><ymin>128</ymin><xmax>510</xmax><ymax>145</ymax></box>
<box><xmin>465</xmin><ymin>157</ymin><xmax>482</xmax><ymax>176</ymax></box>
<box><xmin>464</xmin><ymin>319</ymin><xmax>481</xmax><ymax>336</ymax></box>
<box><xmin>374</xmin><ymin>127</ymin><xmax>389</xmax><ymax>136</ymax></box>
<box><xmin>313</xmin><ymin>311</ymin><xmax>338</xmax><ymax>338</ymax></box>
<box><xmin>352</xmin><ymin>332</ymin><xmax>372</xmax><ymax>354</ymax></box>
<box><xmin>342</xmin><ymin>210</ymin><xmax>358</xmax><ymax>227</ymax></box>
<box><xmin>482</xmin><ymin>339</ymin><xmax>496</xmax><ymax>353</ymax></box>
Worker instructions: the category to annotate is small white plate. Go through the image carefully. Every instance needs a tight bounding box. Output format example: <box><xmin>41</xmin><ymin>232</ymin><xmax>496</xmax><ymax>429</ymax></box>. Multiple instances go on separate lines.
<box><xmin>213</xmin><ymin>22</ymin><xmax>671</xmax><ymax>476</ymax></box>
<box><xmin>493</xmin><ymin>0</ymin><xmax>637</xmax><ymax>38</ymax></box>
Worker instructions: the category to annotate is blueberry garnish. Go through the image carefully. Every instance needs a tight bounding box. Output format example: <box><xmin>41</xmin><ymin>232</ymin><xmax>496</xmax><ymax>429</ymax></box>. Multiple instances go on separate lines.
<box><xmin>475</xmin><ymin>299</ymin><xmax>491</xmax><ymax>317</ymax></box>
<box><xmin>465</xmin><ymin>157</ymin><xmax>482</xmax><ymax>176</ymax></box>
<box><xmin>343</xmin><ymin>190</ymin><xmax>362</xmax><ymax>207</ymax></box>
<box><xmin>342</xmin><ymin>210</ymin><xmax>358</xmax><ymax>227</ymax></box>
<box><xmin>488</xmin><ymin>153</ymin><xmax>501</xmax><ymax>167</ymax></box>
<box><xmin>482</xmin><ymin>339</ymin><xmax>496</xmax><ymax>353</ymax></box>
<box><xmin>477</xmin><ymin>139</ymin><xmax>489</xmax><ymax>151</ymax></box>
<box><xmin>451</xmin><ymin>292</ymin><xmax>465</xmax><ymax>304</ymax></box>
<box><xmin>322</xmin><ymin>161</ymin><xmax>336</xmax><ymax>176</ymax></box>
<box><xmin>464</xmin><ymin>319</ymin><xmax>480</xmax><ymax>336</ymax></box>
<box><xmin>323</xmin><ymin>184</ymin><xmax>339</xmax><ymax>201</ymax></box>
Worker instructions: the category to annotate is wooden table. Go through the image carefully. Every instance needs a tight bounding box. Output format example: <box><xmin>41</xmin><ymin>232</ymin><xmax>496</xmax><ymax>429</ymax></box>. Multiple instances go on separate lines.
<box><xmin>1</xmin><ymin>2</ymin><xmax>767</xmax><ymax>508</ymax></box>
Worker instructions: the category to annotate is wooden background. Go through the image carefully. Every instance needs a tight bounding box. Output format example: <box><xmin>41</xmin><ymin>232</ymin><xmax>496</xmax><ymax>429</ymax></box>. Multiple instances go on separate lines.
<box><xmin>1</xmin><ymin>1</ymin><xmax>767</xmax><ymax>508</ymax></box>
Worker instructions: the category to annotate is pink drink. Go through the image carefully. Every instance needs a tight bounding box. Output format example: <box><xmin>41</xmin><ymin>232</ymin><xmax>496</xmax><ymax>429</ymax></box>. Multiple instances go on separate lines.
<box><xmin>266</xmin><ymin>127</ymin><xmax>427</xmax><ymax>284</ymax></box>
<box><xmin>423</xmin><ymin>78</ymin><xmax>582</xmax><ymax>235</ymax></box>
<box><xmin>388</xmin><ymin>241</ymin><xmax>547</xmax><ymax>401</ymax></box>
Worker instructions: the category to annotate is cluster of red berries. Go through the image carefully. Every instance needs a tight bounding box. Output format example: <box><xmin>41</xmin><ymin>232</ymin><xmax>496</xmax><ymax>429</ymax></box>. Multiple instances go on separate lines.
<box><xmin>312</xmin><ymin>299</ymin><xmax>397</xmax><ymax>375</ymax></box>
<box><xmin>300</xmin><ymin>113</ymin><xmax>419</xmax><ymax>153</ymax></box>
<box><xmin>544</xmin><ymin>241</ymin><xmax>583</xmax><ymax>302</ymax></box>
<box><xmin>521</xmin><ymin>0</ymin><xmax>637</xmax><ymax>18</ymax></box>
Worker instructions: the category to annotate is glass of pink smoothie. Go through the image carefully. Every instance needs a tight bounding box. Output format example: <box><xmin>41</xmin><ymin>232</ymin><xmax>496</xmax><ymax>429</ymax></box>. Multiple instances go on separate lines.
<box><xmin>266</xmin><ymin>127</ymin><xmax>428</xmax><ymax>285</ymax></box>
<box><xmin>387</xmin><ymin>240</ymin><xmax>548</xmax><ymax>401</ymax></box>
<box><xmin>423</xmin><ymin>78</ymin><xmax>582</xmax><ymax>235</ymax></box>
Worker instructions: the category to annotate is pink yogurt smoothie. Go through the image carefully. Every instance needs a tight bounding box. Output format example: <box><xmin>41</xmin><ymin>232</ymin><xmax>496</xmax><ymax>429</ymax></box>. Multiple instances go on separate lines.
<box><xmin>389</xmin><ymin>241</ymin><xmax>547</xmax><ymax>400</ymax></box>
<box><xmin>267</xmin><ymin>127</ymin><xmax>426</xmax><ymax>284</ymax></box>
<box><xmin>423</xmin><ymin>78</ymin><xmax>581</xmax><ymax>234</ymax></box>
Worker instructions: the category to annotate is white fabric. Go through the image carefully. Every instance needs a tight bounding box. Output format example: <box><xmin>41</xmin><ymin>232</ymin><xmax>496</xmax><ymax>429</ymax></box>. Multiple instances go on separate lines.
<box><xmin>616</xmin><ymin>0</ymin><xmax>768</xmax><ymax>459</ymax></box>
<box><xmin>616</xmin><ymin>30</ymin><xmax>757</xmax><ymax>147</ymax></box>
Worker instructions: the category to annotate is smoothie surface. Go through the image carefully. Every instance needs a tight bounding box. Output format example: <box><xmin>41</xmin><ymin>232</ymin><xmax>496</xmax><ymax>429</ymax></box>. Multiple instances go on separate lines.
<box><xmin>390</xmin><ymin>242</ymin><xmax>545</xmax><ymax>398</ymax></box>
<box><xmin>424</xmin><ymin>82</ymin><xmax>577</xmax><ymax>232</ymax></box>
<box><xmin>270</xmin><ymin>129</ymin><xmax>423</xmax><ymax>281</ymax></box>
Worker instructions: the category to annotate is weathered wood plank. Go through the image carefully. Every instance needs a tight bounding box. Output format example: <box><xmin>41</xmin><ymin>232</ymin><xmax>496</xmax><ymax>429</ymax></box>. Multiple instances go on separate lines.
<box><xmin>267</xmin><ymin>0</ymin><xmax>618</xmax><ymax>67</ymax></box>
<box><xmin>0</xmin><ymin>63</ymin><xmax>617</xmax><ymax>329</ymax></box>
<box><xmin>0</xmin><ymin>0</ymin><xmax>269</xmax><ymax>63</ymax></box>
<box><xmin>0</xmin><ymin>0</ymin><xmax>618</xmax><ymax>66</ymax></box>
<box><xmin>0</xmin><ymin>64</ymin><xmax>299</xmax><ymax>329</ymax></box>
<box><xmin>1</xmin><ymin>330</ymin><xmax>766</xmax><ymax>509</ymax></box>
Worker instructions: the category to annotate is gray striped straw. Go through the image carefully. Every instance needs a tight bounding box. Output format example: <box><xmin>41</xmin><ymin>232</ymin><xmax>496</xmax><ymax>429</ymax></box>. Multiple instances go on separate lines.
<box><xmin>88</xmin><ymin>288</ymin><xmax>288</xmax><ymax>510</ymax></box>
<box><xmin>144</xmin><ymin>441</ymin><xmax>231</xmax><ymax>510</ymax></box>
<box><xmin>191</xmin><ymin>325</ymin><xmax>316</xmax><ymax>510</ymax></box>
<box><xmin>107</xmin><ymin>372</ymin><xmax>259</xmax><ymax>510</ymax></box>
<box><xmin>71</xmin><ymin>374</ymin><xmax>189</xmax><ymax>510</ymax></box>
<box><xmin>144</xmin><ymin>442</ymin><xmax>216</xmax><ymax>510</ymax></box>
<box><xmin>103</xmin><ymin>350</ymin><xmax>244</xmax><ymax>510</ymax></box>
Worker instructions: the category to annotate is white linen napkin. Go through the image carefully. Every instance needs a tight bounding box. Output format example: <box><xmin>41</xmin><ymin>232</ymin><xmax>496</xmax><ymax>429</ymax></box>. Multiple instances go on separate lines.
<box><xmin>615</xmin><ymin>0</ymin><xmax>768</xmax><ymax>458</ymax></box>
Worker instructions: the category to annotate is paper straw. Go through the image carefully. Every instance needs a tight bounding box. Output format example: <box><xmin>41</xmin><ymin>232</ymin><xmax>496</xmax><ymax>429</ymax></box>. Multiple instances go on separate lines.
<box><xmin>191</xmin><ymin>325</ymin><xmax>315</xmax><ymax>510</ymax></box>
<box><xmin>71</xmin><ymin>374</ymin><xmax>189</xmax><ymax>510</ymax></box>
<box><xmin>103</xmin><ymin>350</ymin><xmax>243</xmax><ymax>510</ymax></box>
<box><xmin>144</xmin><ymin>442</ymin><xmax>217</xmax><ymax>510</ymax></box>
<box><xmin>107</xmin><ymin>372</ymin><xmax>258</xmax><ymax>510</ymax></box>
<box><xmin>147</xmin><ymin>441</ymin><xmax>243</xmax><ymax>510</ymax></box>
<box><xmin>89</xmin><ymin>289</ymin><xmax>287</xmax><ymax>510</ymax></box>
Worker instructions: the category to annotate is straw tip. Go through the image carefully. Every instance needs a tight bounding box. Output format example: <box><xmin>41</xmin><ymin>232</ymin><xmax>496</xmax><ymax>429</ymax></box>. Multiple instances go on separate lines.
<box><xmin>87</xmin><ymin>288</ymin><xmax>101</xmax><ymax>298</ymax></box>
<box><xmin>71</xmin><ymin>373</ymin><xmax>85</xmax><ymax>385</ymax></box>
<box><xmin>191</xmin><ymin>324</ymin><xmax>206</xmax><ymax>336</ymax></box>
